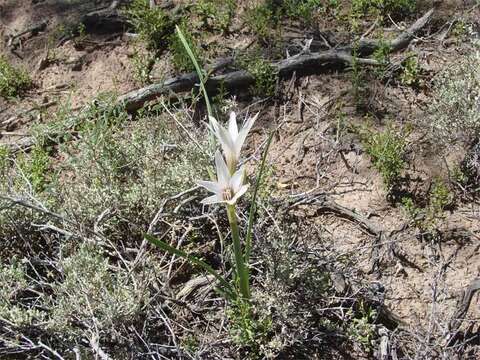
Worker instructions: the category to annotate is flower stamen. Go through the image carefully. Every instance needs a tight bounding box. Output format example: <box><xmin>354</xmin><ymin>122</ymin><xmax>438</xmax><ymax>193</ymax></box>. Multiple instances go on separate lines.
<box><xmin>223</xmin><ymin>187</ymin><xmax>234</xmax><ymax>201</ymax></box>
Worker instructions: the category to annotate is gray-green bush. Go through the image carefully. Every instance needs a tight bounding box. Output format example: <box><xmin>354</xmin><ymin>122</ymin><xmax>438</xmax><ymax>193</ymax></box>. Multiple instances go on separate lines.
<box><xmin>429</xmin><ymin>51</ymin><xmax>480</xmax><ymax>143</ymax></box>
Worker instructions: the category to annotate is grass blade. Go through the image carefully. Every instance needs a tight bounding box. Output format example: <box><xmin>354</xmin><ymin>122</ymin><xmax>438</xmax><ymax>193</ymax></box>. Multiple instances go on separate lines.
<box><xmin>175</xmin><ymin>25</ymin><xmax>212</xmax><ymax>118</ymax></box>
<box><xmin>144</xmin><ymin>234</ymin><xmax>236</xmax><ymax>300</ymax></box>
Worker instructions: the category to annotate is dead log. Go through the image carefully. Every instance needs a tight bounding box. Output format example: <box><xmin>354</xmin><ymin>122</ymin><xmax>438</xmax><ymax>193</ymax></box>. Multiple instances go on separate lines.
<box><xmin>445</xmin><ymin>277</ymin><xmax>480</xmax><ymax>346</ymax></box>
<box><xmin>81</xmin><ymin>8</ymin><xmax>129</xmax><ymax>34</ymax></box>
<box><xmin>6</xmin><ymin>20</ymin><xmax>48</xmax><ymax>47</ymax></box>
<box><xmin>118</xmin><ymin>9</ymin><xmax>434</xmax><ymax>112</ymax></box>
<box><xmin>341</xmin><ymin>8</ymin><xmax>435</xmax><ymax>56</ymax></box>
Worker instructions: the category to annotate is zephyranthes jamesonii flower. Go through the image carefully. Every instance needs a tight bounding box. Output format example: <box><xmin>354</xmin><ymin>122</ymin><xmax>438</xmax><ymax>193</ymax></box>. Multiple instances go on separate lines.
<box><xmin>197</xmin><ymin>151</ymin><xmax>249</xmax><ymax>205</ymax></box>
<box><xmin>208</xmin><ymin>112</ymin><xmax>258</xmax><ymax>174</ymax></box>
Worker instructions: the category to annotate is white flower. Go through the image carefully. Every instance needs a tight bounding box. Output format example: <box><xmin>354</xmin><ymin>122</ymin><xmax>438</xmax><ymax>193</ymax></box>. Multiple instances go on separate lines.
<box><xmin>208</xmin><ymin>111</ymin><xmax>258</xmax><ymax>173</ymax></box>
<box><xmin>197</xmin><ymin>151</ymin><xmax>249</xmax><ymax>205</ymax></box>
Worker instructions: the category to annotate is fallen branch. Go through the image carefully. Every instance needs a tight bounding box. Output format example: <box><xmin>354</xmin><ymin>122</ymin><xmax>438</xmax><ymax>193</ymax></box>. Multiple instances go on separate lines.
<box><xmin>445</xmin><ymin>277</ymin><xmax>480</xmax><ymax>346</ymax></box>
<box><xmin>7</xmin><ymin>20</ymin><xmax>48</xmax><ymax>47</ymax></box>
<box><xmin>118</xmin><ymin>8</ymin><xmax>434</xmax><ymax>112</ymax></box>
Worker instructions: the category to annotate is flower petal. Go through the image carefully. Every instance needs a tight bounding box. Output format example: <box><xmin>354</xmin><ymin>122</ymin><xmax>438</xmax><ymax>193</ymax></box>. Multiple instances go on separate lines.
<box><xmin>228</xmin><ymin>112</ymin><xmax>238</xmax><ymax>139</ymax></box>
<box><xmin>214</xmin><ymin>151</ymin><xmax>230</xmax><ymax>186</ymax></box>
<box><xmin>201</xmin><ymin>194</ymin><xmax>223</xmax><ymax>205</ymax></box>
<box><xmin>197</xmin><ymin>180</ymin><xmax>221</xmax><ymax>194</ymax></box>
<box><xmin>209</xmin><ymin>115</ymin><xmax>234</xmax><ymax>149</ymax></box>
<box><xmin>217</xmin><ymin>124</ymin><xmax>236</xmax><ymax>155</ymax></box>
<box><xmin>227</xmin><ymin>184</ymin><xmax>249</xmax><ymax>205</ymax></box>
<box><xmin>230</xmin><ymin>166</ymin><xmax>245</xmax><ymax>192</ymax></box>
<box><xmin>208</xmin><ymin>116</ymin><xmax>220</xmax><ymax>132</ymax></box>
<box><xmin>235</xmin><ymin>112</ymin><xmax>258</xmax><ymax>155</ymax></box>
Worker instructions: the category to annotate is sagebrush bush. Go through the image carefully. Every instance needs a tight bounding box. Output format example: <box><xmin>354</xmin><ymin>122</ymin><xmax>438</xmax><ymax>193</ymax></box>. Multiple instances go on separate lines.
<box><xmin>0</xmin><ymin>56</ymin><xmax>32</xmax><ymax>98</ymax></box>
<box><xmin>0</xmin><ymin>260</ymin><xmax>46</xmax><ymax>326</ymax></box>
<box><xmin>429</xmin><ymin>51</ymin><xmax>480</xmax><ymax>143</ymax></box>
<box><xmin>0</xmin><ymin>98</ymin><xmax>211</xmax><ymax>350</ymax></box>
<box><xmin>54</xmin><ymin>104</ymin><xmax>210</xmax><ymax>242</ymax></box>
<box><xmin>49</xmin><ymin>245</ymin><xmax>147</xmax><ymax>335</ymax></box>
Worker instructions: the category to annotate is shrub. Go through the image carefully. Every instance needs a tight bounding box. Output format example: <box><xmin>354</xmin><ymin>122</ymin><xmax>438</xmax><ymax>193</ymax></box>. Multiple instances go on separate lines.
<box><xmin>402</xmin><ymin>178</ymin><xmax>453</xmax><ymax>233</ymax></box>
<box><xmin>278</xmin><ymin>0</ymin><xmax>323</xmax><ymax>23</ymax></box>
<box><xmin>245</xmin><ymin>4</ymin><xmax>276</xmax><ymax>42</ymax></box>
<box><xmin>362</xmin><ymin>125</ymin><xmax>408</xmax><ymax>189</ymax></box>
<box><xmin>372</xmin><ymin>38</ymin><xmax>391</xmax><ymax>78</ymax></box>
<box><xmin>54</xmin><ymin>106</ymin><xmax>210</xmax><ymax>242</ymax></box>
<box><xmin>49</xmin><ymin>245</ymin><xmax>147</xmax><ymax>335</ymax></box>
<box><xmin>0</xmin><ymin>260</ymin><xmax>46</xmax><ymax>326</ymax></box>
<box><xmin>124</xmin><ymin>0</ymin><xmax>174</xmax><ymax>50</ymax></box>
<box><xmin>195</xmin><ymin>0</ymin><xmax>236</xmax><ymax>33</ymax></box>
<box><xmin>131</xmin><ymin>49</ymin><xmax>156</xmax><ymax>85</ymax></box>
<box><xmin>0</xmin><ymin>56</ymin><xmax>32</xmax><ymax>98</ymax></box>
<box><xmin>429</xmin><ymin>51</ymin><xmax>480</xmax><ymax>143</ymax></box>
<box><xmin>351</xmin><ymin>0</ymin><xmax>416</xmax><ymax>18</ymax></box>
<box><xmin>168</xmin><ymin>23</ymin><xmax>203</xmax><ymax>72</ymax></box>
<box><xmin>240</xmin><ymin>56</ymin><xmax>277</xmax><ymax>97</ymax></box>
<box><xmin>400</xmin><ymin>53</ymin><xmax>420</xmax><ymax>86</ymax></box>
<box><xmin>246</xmin><ymin>0</ymin><xmax>326</xmax><ymax>40</ymax></box>
<box><xmin>17</xmin><ymin>145</ymin><xmax>51</xmax><ymax>193</ymax></box>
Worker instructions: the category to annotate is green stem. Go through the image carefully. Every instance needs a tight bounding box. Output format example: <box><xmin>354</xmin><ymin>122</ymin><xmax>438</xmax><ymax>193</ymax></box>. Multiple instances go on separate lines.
<box><xmin>226</xmin><ymin>204</ymin><xmax>250</xmax><ymax>300</ymax></box>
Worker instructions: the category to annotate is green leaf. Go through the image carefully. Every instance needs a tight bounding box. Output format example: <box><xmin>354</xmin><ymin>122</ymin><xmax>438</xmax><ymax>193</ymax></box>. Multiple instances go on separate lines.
<box><xmin>144</xmin><ymin>233</ymin><xmax>236</xmax><ymax>300</ymax></box>
<box><xmin>175</xmin><ymin>25</ymin><xmax>212</xmax><ymax>118</ymax></box>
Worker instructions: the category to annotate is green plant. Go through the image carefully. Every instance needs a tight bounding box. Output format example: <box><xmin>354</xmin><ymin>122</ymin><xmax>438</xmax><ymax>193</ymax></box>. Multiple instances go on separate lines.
<box><xmin>0</xmin><ymin>260</ymin><xmax>46</xmax><ymax>326</ymax></box>
<box><xmin>146</xmin><ymin>109</ymin><xmax>274</xmax><ymax>305</ymax></box>
<box><xmin>0</xmin><ymin>56</ymin><xmax>32</xmax><ymax>98</ymax></box>
<box><xmin>246</xmin><ymin>0</ymin><xmax>326</xmax><ymax>40</ymax></box>
<box><xmin>362</xmin><ymin>124</ymin><xmax>408</xmax><ymax>189</ymax></box>
<box><xmin>72</xmin><ymin>22</ymin><xmax>87</xmax><ymax>48</ymax></box>
<box><xmin>17</xmin><ymin>145</ymin><xmax>51</xmax><ymax>193</ymax></box>
<box><xmin>131</xmin><ymin>49</ymin><xmax>155</xmax><ymax>85</ymax></box>
<box><xmin>195</xmin><ymin>0</ymin><xmax>236</xmax><ymax>33</ymax></box>
<box><xmin>0</xmin><ymin>146</ymin><xmax>9</xmax><ymax>176</ymax></box>
<box><xmin>241</xmin><ymin>57</ymin><xmax>277</xmax><ymax>97</ymax></box>
<box><xmin>181</xmin><ymin>334</ymin><xmax>199</xmax><ymax>354</ymax></box>
<box><xmin>49</xmin><ymin>245</ymin><xmax>146</xmax><ymax>335</ymax></box>
<box><xmin>372</xmin><ymin>38</ymin><xmax>391</xmax><ymax>78</ymax></box>
<box><xmin>175</xmin><ymin>25</ymin><xmax>212</xmax><ymax>118</ymax></box>
<box><xmin>350</xmin><ymin>46</ymin><xmax>367</xmax><ymax>108</ymax></box>
<box><xmin>245</xmin><ymin>4</ymin><xmax>276</xmax><ymax>42</ymax></box>
<box><xmin>400</xmin><ymin>53</ymin><xmax>420</xmax><ymax>86</ymax></box>
<box><xmin>401</xmin><ymin>197</ymin><xmax>422</xmax><ymax>226</ymax></box>
<box><xmin>429</xmin><ymin>51</ymin><xmax>480</xmax><ymax>143</ymax></box>
<box><xmin>124</xmin><ymin>0</ymin><xmax>174</xmax><ymax>50</ymax></box>
<box><xmin>426</xmin><ymin>178</ymin><xmax>452</xmax><ymax>223</ymax></box>
<box><xmin>402</xmin><ymin>179</ymin><xmax>453</xmax><ymax>232</ymax></box>
<box><xmin>451</xmin><ymin>19</ymin><xmax>468</xmax><ymax>39</ymax></box>
<box><xmin>169</xmin><ymin>24</ymin><xmax>203</xmax><ymax>73</ymax></box>
<box><xmin>279</xmin><ymin>0</ymin><xmax>323</xmax><ymax>23</ymax></box>
<box><xmin>347</xmin><ymin>303</ymin><xmax>377</xmax><ymax>349</ymax></box>
<box><xmin>351</xmin><ymin>0</ymin><xmax>416</xmax><ymax>18</ymax></box>
<box><xmin>228</xmin><ymin>298</ymin><xmax>273</xmax><ymax>355</ymax></box>
<box><xmin>452</xmin><ymin>165</ymin><xmax>469</xmax><ymax>185</ymax></box>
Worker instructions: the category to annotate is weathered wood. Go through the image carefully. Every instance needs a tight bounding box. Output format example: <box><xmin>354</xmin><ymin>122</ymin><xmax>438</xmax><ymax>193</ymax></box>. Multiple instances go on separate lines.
<box><xmin>446</xmin><ymin>277</ymin><xmax>480</xmax><ymax>346</ymax></box>
<box><xmin>81</xmin><ymin>8</ymin><xmax>129</xmax><ymax>34</ymax></box>
<box><xmin>342</xmin><ymin>8</ymin><xmax>435</xmax><ymax>55</ymax></box>
<box><xmin>118</xmin><ymin>9</ymin><xmax>434</xmax><ymax>112</ymax></box>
